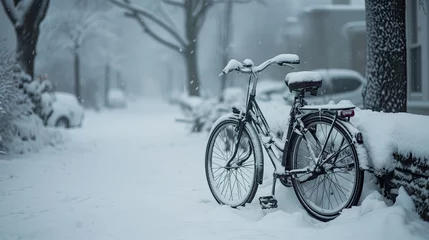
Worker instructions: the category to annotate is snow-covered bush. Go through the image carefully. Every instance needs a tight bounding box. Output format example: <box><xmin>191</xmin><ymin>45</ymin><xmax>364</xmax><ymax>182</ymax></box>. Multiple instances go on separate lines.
<box><xmin>174</xmin><ymin>87</ymin><xmax>247</xmax><ymax>132</ymax></box>
<box><xmin>0</xmin><ymin>42</ymin><xmax>63</xmax><ymax>154</ymax></box>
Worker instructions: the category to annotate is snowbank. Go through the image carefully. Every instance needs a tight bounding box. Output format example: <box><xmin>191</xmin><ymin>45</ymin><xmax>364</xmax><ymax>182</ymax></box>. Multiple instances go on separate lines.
<box><xmin>351</xmin><ymin>109</ymin><xmax>429</xmax><ymax>172</ymax></box>
<box><xmin>5</xmin><ymin>115</ymin><xmax>68</xmax><ymax>155</ymax></box>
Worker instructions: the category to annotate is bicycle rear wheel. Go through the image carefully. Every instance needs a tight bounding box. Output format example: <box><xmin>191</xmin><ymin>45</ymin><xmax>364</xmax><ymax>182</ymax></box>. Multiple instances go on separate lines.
<box><xmin>286</xmin><ymin>114</ymin><xmax>364</xmax><ymax>221</ymax></box>
<box><xmin>205</xmin><ymin>119</ymin><xmax>262</xmax><ymax>207</ymax></box>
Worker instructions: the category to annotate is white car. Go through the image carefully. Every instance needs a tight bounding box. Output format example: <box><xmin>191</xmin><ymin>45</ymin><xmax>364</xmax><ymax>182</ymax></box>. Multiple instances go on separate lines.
<box><xmin>283</xmin><ymin>69</ymin><xmax>367</xmax><ymax>108</ymax></box>
<box><xmin>256</xmin><ymin>78</ymin><xmax>288</xmax><ymax>102</ymax></box>
<box><xmin>46</xmin><ymin>92</ymin><xmax>84</xmax><ymax>128</ymax></box>
<box><xmin>107</xmin><ymin>88</ymin><xmax>127</xmax><ymax>108</ymax></box>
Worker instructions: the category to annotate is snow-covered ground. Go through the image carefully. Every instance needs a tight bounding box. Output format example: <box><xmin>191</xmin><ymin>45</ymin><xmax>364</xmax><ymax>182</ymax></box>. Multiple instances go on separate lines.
<box><xmin>0</xmin><ymin>99</ymin><xmax>428</xmax><ymax>240</ymax></box>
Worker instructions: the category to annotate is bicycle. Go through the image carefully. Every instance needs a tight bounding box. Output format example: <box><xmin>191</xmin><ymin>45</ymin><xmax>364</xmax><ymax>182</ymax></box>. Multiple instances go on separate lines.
<box><xmin>204</xmin><ymin>54</ymin><xmax>369</xmax><ymax>221</ymax></box>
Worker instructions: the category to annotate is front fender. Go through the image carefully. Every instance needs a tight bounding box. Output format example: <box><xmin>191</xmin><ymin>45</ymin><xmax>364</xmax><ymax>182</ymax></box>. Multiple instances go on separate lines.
<box><xmin>208</xmin><ymin>112</ymin><xmax>265</xmax><ymax>185</ymax></box>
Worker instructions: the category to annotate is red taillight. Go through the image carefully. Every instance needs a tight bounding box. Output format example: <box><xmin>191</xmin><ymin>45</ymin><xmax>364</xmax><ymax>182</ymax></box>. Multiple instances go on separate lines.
<box><xmin>339</xmin><ymin>109</ymin><xmax>355</xmax><ymax>118</ymax></box>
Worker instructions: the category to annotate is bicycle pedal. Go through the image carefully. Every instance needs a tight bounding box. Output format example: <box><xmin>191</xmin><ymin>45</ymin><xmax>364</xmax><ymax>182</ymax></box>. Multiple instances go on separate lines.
<box><xmin>259</xmin><ymin>196</ymin><xmax>278</xmax><ymax>209</ymax></box>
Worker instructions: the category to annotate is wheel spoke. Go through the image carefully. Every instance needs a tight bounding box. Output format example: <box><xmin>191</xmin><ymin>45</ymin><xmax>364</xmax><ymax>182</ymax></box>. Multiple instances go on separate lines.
<box><xmin>206</xmin><ymin>121</ymin><xmax>258</xmax><ymax>207</ymax></box>
<box><xmin>290</xmin><ymin>119</ymin><xmax>362</xmax><ymax>219</ymax></box>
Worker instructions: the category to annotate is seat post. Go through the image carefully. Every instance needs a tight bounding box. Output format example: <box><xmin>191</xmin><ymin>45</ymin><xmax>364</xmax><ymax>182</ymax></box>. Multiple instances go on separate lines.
<box><xmin>295</xmin><ymin>90</ymin><xmax>305</xmax><ymax>100</ymax></box>
<box><xmin>293</xmin><ymin>90</ymin><xmax>305</xmax><ymax>107</ymax></box>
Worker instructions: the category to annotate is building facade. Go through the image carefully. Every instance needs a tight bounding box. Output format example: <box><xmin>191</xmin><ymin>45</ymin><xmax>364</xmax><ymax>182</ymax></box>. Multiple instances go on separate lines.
<box><xmin>406</xmin><ymin>0</ymin><xmax>429</xmax><ymax>115</ymax></box>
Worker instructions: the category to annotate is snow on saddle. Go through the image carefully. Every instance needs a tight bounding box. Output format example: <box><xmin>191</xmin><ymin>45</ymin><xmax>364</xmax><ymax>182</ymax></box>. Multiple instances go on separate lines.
<box><xmin>285</xmin><ymin>71</ymin><xmax>323</xmax><ymax>95</ymax></box>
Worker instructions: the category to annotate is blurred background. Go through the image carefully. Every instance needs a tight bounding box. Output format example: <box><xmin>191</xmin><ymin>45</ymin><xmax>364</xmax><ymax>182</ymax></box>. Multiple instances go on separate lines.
<box><xmin>0</xmin><ymin>0</ymin><xmax>368</xmax><ymax>112</ymax></box>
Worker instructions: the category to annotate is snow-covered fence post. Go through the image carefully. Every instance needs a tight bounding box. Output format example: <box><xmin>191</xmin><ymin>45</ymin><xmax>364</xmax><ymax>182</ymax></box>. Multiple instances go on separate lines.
<box><xmin>0</xmin><ymin>0</ymin><xmax>50</xmax><ymax>79</ymax></box>
<box><xmin>363</xmin><ymin>0</ymin><xmax>407</xmax><ymax>112</ymax></box>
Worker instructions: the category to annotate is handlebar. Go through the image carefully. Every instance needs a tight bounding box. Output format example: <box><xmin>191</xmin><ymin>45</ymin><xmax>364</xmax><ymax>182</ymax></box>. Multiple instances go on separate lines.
<box><xmin>219</xmin><ymin>53</ymin><xmax>300</xmax><ymax>76</ymax></box>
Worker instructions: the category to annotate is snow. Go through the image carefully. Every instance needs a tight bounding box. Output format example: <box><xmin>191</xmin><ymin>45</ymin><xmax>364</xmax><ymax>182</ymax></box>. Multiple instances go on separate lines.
<box><xmin>48</xmin><ymin>92</ymin><xmax>85</xmax><ymax>127</ymax></box>
<box><xmin>0</xmin><ymin>100</ymin><xmax>429</xmax><ymax>239</ymax></box>
<box><xmin>243</xmin><ymin>58</ymin><xmax>255</xmax><ymax>67</ymax></box>
<box><xmin>301</xmin><ymin>99</ymin><xmax>356</xmax><ymax>110</ymax></box>
<box><xmin>285</xmin><ymin>71</ymin><xmax>323</xmax><ymax>85</ymax></box>
<box><xmin>222</xmin><ymin>59</ymin><xmax>243</xmax><ymax>74</ymax></box>
<box><xmin>303</xmin><ymin>4</ymin><xmax>365</xmax><ymax>13</ymax></box>
<box><xmin>222</xmin><ymin>54</ymin><xmax>300</xmax><ymax>75</ymax></box>
<box><xmin>271</xmin><ymin>53</ymin><xmax>300</xmax><ymax>64</ymax></box>
<box><xmin>350</xmin><ymin>109</ymin><xmax>429</xmax><ymax>173</ymax></box>
<box><xmin>261</xmin><ymin>97</ymin><xmax>429</xmax><ymax>174</ymax></box>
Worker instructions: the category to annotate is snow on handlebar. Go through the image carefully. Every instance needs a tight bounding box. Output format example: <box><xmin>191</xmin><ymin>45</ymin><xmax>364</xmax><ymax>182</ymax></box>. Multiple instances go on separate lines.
<box><xmin>219</xmin><ymin>53</ymin><xmax>300</xmax><ymax>76</ymax></box>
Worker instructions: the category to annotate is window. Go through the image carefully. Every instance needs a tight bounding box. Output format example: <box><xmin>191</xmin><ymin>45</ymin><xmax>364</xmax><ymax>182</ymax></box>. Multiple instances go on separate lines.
<box><xmin>410</xmin><ymin>46</ymin><xmax>422</xmax><ymax>92</ymax></box>
<box><xmin>331</xmin><ymin>76</ymin><xmax>362</xmax><ymax>94</ymax></box>
<box><xmin>410</xmin><ymin>0</ymin><xmax>419</xmax><ymax>44</ymax></box>
<box><xmin>408</xmin><ymin>0</ymin><xmax>422</xmax><ymax>93</ymax></box>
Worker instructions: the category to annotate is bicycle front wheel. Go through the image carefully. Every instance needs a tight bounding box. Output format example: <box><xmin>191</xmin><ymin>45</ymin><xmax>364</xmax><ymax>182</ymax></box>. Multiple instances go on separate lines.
<box><xmin>286</xmin><ymin>114</ymin><xmax>364</xmax><ymax>221</ymax></box>
<box><xmin>205</xmin><ymin>119</ymin><xmax>262</xmax><ymax>208</ymax></box>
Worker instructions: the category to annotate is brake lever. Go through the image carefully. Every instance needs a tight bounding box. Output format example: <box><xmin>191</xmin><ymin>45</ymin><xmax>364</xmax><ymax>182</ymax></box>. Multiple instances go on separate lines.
<box><xmin>277</xmin><ymin>62</ymin><xmax>294</xmax><ymax>69</ymax></box>
<box><xmin>282</xmin><ymin>63</ymin><xmax>294</xmax><ymax>69</ymax></box>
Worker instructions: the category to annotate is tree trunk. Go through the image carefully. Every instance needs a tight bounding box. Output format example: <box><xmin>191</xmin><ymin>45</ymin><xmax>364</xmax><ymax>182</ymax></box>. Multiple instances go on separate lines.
<box><xmin>184</xmin><ymin>0</ymin><xmax>200</xmax><ymax>97</ymax></box>
<box><xmin>15</xmin><ymin>27</ymin><xmax>39</xmax><ymax>79</ymax></box>
<box><xmin>74</xmin><ymin>52</ymin><xmax>81</xmax><ymax>102</ymax></box>
<box><xmin>185</xmin><ymin>43</ymin><xmax>200</xmax><ymax>97</ymax></box>
<box><xmin>364</xmin><ymin>0</ymin><xmax>407</xmax><ymax>112</ymax></box>
<box><xmin>219</xmin><ymin>0</ymin><xmax>233</xmax><ymax>101</ymax></box>
<box><xmin>104</xmin><ymin>63</ymin><xmax>110</xmax><ymax>107</ymax></box>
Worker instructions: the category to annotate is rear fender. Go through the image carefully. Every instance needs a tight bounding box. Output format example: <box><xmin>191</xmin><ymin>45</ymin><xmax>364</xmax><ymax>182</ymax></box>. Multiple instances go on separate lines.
<box><xmin>283</xmin><ymin>112</ymin><xmax>371</xmax><ymax>171</ymax></box>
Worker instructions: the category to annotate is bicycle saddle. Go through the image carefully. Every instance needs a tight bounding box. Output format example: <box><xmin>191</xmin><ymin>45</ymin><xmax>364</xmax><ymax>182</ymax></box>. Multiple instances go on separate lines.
<box><xmin>285</xmin><ymin>71</ymin><xmax>323</xmax><ymax>92</ymax></box>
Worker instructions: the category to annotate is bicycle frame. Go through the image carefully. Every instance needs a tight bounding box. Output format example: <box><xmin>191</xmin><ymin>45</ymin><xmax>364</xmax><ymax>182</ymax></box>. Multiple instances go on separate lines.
<box><xmin>224</xmin><ymin>72</ymin><xmax>319</xmax><ymax>179</ymax></box>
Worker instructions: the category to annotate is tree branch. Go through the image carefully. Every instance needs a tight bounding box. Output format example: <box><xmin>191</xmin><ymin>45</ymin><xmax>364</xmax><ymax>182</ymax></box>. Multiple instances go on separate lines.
<box><xmin>213</xmin><ymin>0</ymin><xmax>253</xmax><ymax>4</ymax></box>
<box><xmin>0</xmin><ymin>0</ymin><xmax>18</xmax><ymax>23</ymax></box>
<box><xmin>34</xmin><ymin>0</ymin><xmax>50</xmax><ymax>28</ymax></box>
<box><xmin>107</xmin><ymin>0</ymin><xmax>187</xmax><ymax>47</ymax></box>
<box><xmin>162</xmin><ymin>0</ymin><xmax>184</xmax><ymax>8</ymax></box>
<box><xmin>124</xmin><ymin>13</ymin><xmax>182</xmax><ymax>53</ymax></box>
<box><xmin>194</xmin><ymin>0</ymin><xmax>211</xmax><ymax>24</ymax></box>
<box><xmin>157</xmin><ymin>1</ymin><xmax>182</xmax><ymax>40</ymax></box>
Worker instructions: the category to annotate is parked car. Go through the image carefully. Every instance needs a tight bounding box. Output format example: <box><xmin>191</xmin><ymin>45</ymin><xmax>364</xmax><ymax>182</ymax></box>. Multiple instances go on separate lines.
<box><xmin>107</xmin><ymin>88</ymin><xmax>127</xmax><ymax>109</ymax></box>
<box><xmin>45</xmin><ymin>92</ymin><xmax>84</xmax><ymax>128</ymax></box>
<box><xmin>256</xmin><ymin>78</ymin><xmax>287</xmax><ymax>102</ymax></box>
<box><xmin>283</xmin><ymin>69</ymin><xmax>367</xmax><ymax>108</ymax></box>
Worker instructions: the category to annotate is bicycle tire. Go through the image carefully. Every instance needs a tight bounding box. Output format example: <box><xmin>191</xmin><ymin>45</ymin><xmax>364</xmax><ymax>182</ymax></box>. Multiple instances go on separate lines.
<box><xmin>285</xmin><ymin>114</ymin><xmax>364</xmax><ymax>221</ymax></box>
<box><xmin>205</xmin><ymin>118</ymin><xmax>263</xmax><ymax>207</ymax></box>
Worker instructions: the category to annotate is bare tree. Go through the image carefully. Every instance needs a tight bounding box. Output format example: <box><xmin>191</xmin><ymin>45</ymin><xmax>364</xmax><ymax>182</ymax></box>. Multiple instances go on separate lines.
<box><xmin>0</xmin><ymin>0</ymin><xmax>50</xmax><ymax>78</ymax></box>
<box><xmin>363</xmin><ymin>0</ymin><xmax>407</xmax><ymax>112</ymax></box>
<box><xmin>43</xmin><ymin>0</ymin><xmax>113</xmax><ymax>102</ymax></box>
<box><xmin>219</xmin><ymin>0</ymin><xmax>234</xmax><ymax>100</ymax></box>
<box><xmin>107</xmin><ymin>0</ymin><xmax>257</xmax><ymax>97</ymax></box>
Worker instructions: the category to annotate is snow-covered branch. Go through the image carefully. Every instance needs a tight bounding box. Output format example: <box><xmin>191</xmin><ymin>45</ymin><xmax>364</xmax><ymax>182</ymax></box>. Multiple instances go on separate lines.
<box><xmin>124</xmin><ymin>11</ymin><xmax>183</xmax><ymax>52</ymax></box>
<box><xmin>0</xmin><ymin>0</ymin><xmax>18</xmax><ymax>23</ymax></box>
<box><xmin>1</xmin><ymin>0</ymin><xmax>50</xmax><ymax>28</ymax></box>
<box><xmin>213</xmin><ymin>0</ymin><xmax>252</xmax><ymax>4</ymax></box>
<box><xmin>107</xmin><ymin>0</ymin><xmax>187</xmax><ymax>47</ymax></box>
<box><xmin>162</xmin><ymin>0</ymin><xmax>185</xmax><ymax>8</ymax></box>
<box><xmin>33</xmin><ymin>0</ymin><xmax>50</xmax><ymax>29</ymax></box>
